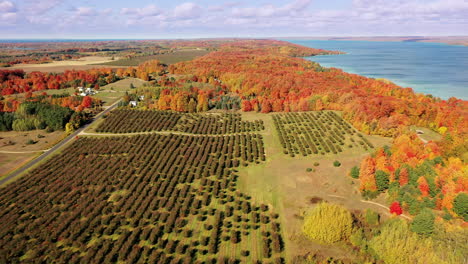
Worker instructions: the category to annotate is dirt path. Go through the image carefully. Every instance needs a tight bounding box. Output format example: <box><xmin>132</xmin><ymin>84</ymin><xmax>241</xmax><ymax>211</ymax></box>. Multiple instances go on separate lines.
<box><xmin>79</xmin><ymin>130</ymin><xmax>257</xmax><ymax>137</ymax></box>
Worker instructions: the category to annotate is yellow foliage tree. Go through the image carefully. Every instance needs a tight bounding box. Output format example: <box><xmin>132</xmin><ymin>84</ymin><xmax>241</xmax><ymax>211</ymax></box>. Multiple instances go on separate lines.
<box><xmin>302</xmin><ymin>203</ymin><xmax>353</xmax><ymax>244</ymax></box>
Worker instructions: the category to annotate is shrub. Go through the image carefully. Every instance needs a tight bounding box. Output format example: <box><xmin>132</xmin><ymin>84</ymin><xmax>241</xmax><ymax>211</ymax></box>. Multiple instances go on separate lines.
<box><xmin>306</xmin><ymin>168</ymin><xmax>313</xmax><ymax>172</ymax></box>
<box><xmin>26</xmin><ymin>139</ymin><xmax>36</xmax><ymax>145</ymax></box>
<box><xmin>410</xmin><ymin>209</ymin><xmax>435</xmax><ymax>236</ymax></box>
<box><xmin>333</xmin><ymin>160</ymin><xmax>341</xmax><ymax>167</ymax></box>
<box><xmin>350</xmin><ymin>166</ymin><xmax>359</xmax><ymax>179</ymax></box>
<box><xmin>313</xmin><ymin>162</ymin><xmax>320</xmax><ymax>166</ymax></box>
<box><xmin>453</xmin><ymin>193</ymin><xmax>468</xmax><ymax>221</ymax></box>
<box><xmin>302</xmin><ymin>202</ymin><xmax>353</xmax><ymax>244</ymax></box>
<box><xmin>365</xmin><ymin>209</ymin><xmax>379</xmax><ymax>226</ymax></box>
<box><xmin>349</xmin><ymin>228</ymin><xmax>365</xmax><ymax>247</ymax></box>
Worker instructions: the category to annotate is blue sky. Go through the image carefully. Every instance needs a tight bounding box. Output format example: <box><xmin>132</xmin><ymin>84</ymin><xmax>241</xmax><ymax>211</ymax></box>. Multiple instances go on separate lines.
<box><xmin>1</xmin><ymin>0</ymin><xmax>467</xmax><ymax>39</ymax></box>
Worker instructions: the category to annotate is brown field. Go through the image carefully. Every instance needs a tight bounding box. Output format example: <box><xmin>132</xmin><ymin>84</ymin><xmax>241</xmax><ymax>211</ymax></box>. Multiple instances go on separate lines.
<box><xmin>237</xmin><ymin>112</ymin><xmax>392</xmax><ymax>261</ymax></box>
<box><xmin>0</xmin><ymin>130</ymin><xmax>66</xmax><ymax>178</ymax></box>
<box><xmin>0</xmin><ymin>56</ymin><xmax>124</xmax><ymax>73</ymax></box>
<box><xmin>0</xmin><ymin>130</ymin><xmax>66</xmax><ymax>152</ymax></box>
<box><xmin>0</xmin><ymin>153</ymin><xmax>39</xmax><ymax>178</ymax></box>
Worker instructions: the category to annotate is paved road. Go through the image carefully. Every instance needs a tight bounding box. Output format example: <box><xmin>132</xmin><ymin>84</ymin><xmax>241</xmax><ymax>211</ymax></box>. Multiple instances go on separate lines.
<box><xmin>0</xmin><ymin>101</ymin><xmax>120</xmax><ymax>186</ymax></box>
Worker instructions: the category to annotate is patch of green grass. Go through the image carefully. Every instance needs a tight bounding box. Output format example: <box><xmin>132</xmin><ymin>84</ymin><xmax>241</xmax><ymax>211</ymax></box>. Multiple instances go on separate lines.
<box><xmin>410</xmin><ymin>126</ymin><xmax>442</xmax><ymax>142</ymax></box>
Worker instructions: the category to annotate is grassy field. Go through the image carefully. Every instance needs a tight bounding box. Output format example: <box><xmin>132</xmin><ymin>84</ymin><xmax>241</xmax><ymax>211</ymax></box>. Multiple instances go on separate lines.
<box><xmin>96</xmin><ymin>50</ymin><xmax>210</xmax><ymax>66</ymax></box>
<box><xmin>237</xmin><ymin>112</ymin><xmax>392</xmax><ymax>262</ymax></box>
<box><xmin>94</xmin><ymin>78</ymin><xmax>148</xmax><ymax>106</ymax></box>
<box><xmin>410</xmin><ymin>126</ymin><xmax>442</xmax><ymax>142</ymax></box>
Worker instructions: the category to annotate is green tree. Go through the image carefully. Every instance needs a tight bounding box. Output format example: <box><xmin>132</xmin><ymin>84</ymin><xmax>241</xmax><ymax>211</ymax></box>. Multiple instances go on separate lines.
<box><xmin>375</xmin><ymin>170</ymin><xmax>389</xmax><ymax>192</ymax></box>
<box><xmin>188</xmin><ymin>98</ymin><xmax>197</xmax><ymax>113</ymax></box>
<box><xmin>350</xmin><ymin>166</ymin><xmax>360</xmax><ymax>179</ymax></box>
<box><xmin>302</xmin><ymin>203</ymin><xmax>353</xmax><ymax>244</ymax></box>
<box><xmin>453</xmin><ymin>193</ymin><xmax>468</xmax><ymax>221</ymax></box>
<box><xmin>410</xmin><ymin>209</ymin><xmax>435</xmax><ymax>236</ymax></box>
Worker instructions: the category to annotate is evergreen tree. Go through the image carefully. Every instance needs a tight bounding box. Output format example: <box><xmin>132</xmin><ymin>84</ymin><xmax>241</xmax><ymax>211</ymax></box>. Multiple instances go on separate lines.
<box><xmin>453</xmin><ymin>193</ymin><xmax>468</xmax><ymax>221</ymax></box>
<box><xmin>375</xmin><ymin>170</ymin><xmax>389</xmax><ymax>192</ymax></box>
<box><xmin>410</xmin><ymin>209</ymin><xmax>435</xmax><ymax>236</ymax></box>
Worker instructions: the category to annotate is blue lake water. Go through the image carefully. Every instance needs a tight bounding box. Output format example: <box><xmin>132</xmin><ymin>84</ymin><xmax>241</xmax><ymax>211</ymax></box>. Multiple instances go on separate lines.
<box><xmin>287</xmin><ymin>40</ymin><xmax>468</xmax><ymax>100</ymax></box>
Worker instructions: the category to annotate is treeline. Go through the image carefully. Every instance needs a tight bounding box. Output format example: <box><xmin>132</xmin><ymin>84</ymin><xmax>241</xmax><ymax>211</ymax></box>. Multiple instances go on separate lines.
<box><xmin>0</xmin><ymin>100</ymin><xmax>88</xmax><ymax>131</ymax></box>
<box><xmin>0</xmin><ymin>60</ymin><xmax>166</xmax><ymax>95</ymax></box>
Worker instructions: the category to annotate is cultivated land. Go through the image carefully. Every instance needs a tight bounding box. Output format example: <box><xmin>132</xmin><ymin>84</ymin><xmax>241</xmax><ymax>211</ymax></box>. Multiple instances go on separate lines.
<box><xmin>236</xmin><ymin>112</ymin><xmax>391</xmax><ymax>261</ymax></box>
<box><xmin>97</xmin><ymin>50</ymin><xmax>210</xmax><ymax>66</ymax></box>
<box><xmin>0</xmin><ymin>109</ymin><xmax>394</xmax><ymax>263</ymax></box>
<box><xmin>1</xmin><ymin>56</ymin><xmax>123</xmax><ymax>73</ymax></box>
<box><xmin>0</xmin><ymin>112</ymin><xmax>286</xmax><ymax>263</ymax></box>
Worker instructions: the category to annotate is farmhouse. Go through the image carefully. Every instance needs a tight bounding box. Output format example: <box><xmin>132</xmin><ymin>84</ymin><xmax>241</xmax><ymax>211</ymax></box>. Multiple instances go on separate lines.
<box><xmin>78</xmin><ymin>87</ymin><xmax>97</xmax><ymax>96</ymax></box>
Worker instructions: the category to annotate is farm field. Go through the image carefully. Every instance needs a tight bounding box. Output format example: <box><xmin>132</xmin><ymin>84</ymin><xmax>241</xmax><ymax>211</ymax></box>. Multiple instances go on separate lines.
<box><xmin>0</xmin><ymin>130</ymin><xmax>66</xmax><ymax>178</ymax></box>
<box><xmin>273</xmin><ymin>112</ymin><xmax>374</xmax><ymax>157</ymax></box>
<box><xmin>236</xmin><ymin>112</ymin><xmax>392</xmax><ymax>261</ymax></box>
<box><xmin>0</xmin><ymin>112</ymin><xmax>286</xmax><ymax>263</ymax></box>
<box><xmin>1</xmin><ymin>56</ymin><xmax>123</xmax><ymax>73</ymax></box>
<box><xmin>96</xmin><ymin>110</ymin><xmax>264</xmax><ymax>134</ymax></box>
<box><xmin>97</xmin><ymin>50</ymin><xmax>210</xmax><ymax>66</ymax></box>
<box><xmin>0</xmin><ymin>109</ymin><xmax>395</xmax><ymax>262</ymax></box>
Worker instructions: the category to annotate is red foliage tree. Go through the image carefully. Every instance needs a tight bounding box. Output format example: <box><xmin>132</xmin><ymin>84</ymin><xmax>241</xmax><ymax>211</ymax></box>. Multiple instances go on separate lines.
<box><xmin>389</xmin><ymin>201</ymin><xmax>403</xmax><ymax>215</ymax></box>
<box><xmin>81</xmin><ymin>96</ymin><xmax>93</xmax><ymax>108</ymax></box>
<box><xmin>399</xmin><ymin>167</ymin><xmax>409</xmax><ymax>186</ymax></box>
<box><xmin>418</xmin><ymin>176</ymin><xmax>430</xmax><ymax>197</ymax></box>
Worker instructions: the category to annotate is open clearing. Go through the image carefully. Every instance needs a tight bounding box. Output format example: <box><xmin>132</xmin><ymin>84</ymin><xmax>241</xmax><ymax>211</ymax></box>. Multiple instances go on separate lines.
<box><xmin>0</xmin><ymin>130</ymin><xmax>65</xmax><ymax>178</ymax></box>
<box><xmin>0</xmin><ymin>130</ymin><xmax>65</xmax><ymax>152</ymax></box>
<box><xmin>95</xmin><ymin>78</ymin><xmax>148</xmax><ymax>106</ymax></box>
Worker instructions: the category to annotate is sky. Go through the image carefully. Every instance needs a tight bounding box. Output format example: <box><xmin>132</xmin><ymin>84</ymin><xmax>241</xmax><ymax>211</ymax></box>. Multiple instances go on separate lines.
<box><xmin>0</xmin><ymin>0</ymin><xmax>467</xmax><ymax>39</ymax></box>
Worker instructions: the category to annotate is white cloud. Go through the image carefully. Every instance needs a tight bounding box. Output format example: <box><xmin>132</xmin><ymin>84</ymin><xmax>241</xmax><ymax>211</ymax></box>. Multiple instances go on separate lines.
<box><xmin>121</xmin><ymin>4</ymin><xmax>161</xmax><ymax>17</ymax></box>
<box><xmin>3</xmin><ymin>0</ymin><xmax>468</xmax><ymax>37</ymax></box>
<box><xmin>174</xmin><ymin>2</ymin><xmax>201</xmax><ymax>19</ymax></box>
<box><xmin>0</xmin><ymin>0</ymin><xmax>15</xmax><ymax>12</ymax></box>
<box><xmin>74</xmin><ymin>7</ymin><xmax>96</xmax><ymax>17</ymax></box>
<box><xmin>22</xmin><ymin>0</ymin><xmax>61</xmax><ymax>15</ymax></box>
